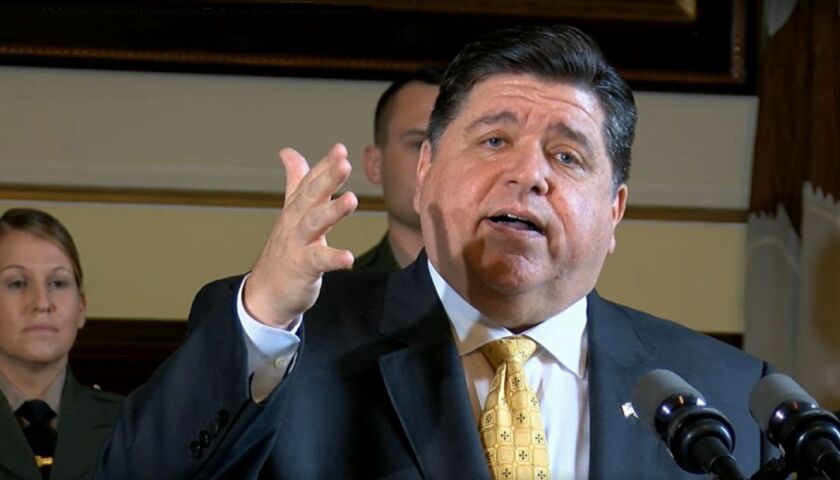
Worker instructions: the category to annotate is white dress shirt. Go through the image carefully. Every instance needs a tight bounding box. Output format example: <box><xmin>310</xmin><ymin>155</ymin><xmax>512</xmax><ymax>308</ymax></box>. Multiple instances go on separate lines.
<box><xmin>427</xmin><ymin>263</ymin><xmax>590</xmax><ymax>480</ymax></box>
<box><xmin>236</xmin><ymin>274</ymin><xmax>301</xmax><ymax>401</ymax></box>
<box><xmin>238</xmin><ymin>263</ymin><xmax>591</xmax><ymax>479</ymax></box>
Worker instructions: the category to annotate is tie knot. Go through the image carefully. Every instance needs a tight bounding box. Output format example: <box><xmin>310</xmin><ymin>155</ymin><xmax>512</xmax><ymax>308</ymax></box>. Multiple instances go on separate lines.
<box><xmin>16</xmin><ymin>400</ymin><xmax>56</xmax><ymax>426</ymax></box>
<box><xmin>479</xmin><ymin>336</ymin><xmax>536</xmax><ymax>369</ymax></box>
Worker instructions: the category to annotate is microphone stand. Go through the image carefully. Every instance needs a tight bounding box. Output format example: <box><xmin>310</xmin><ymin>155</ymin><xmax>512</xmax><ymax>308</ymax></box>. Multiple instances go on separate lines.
<box><xmin>749</xmin><ymin>449</ymin><xmax>840</xmax><ymax>480</ymax></box>
<box><xmin>670</xmin><ymin>415</ymin><xmax>749</xmax><ymax>480</ymax></box>
<box><xmin>706</xmin><ymin>455</ymin><xmax>748</xmax><ymax>480</ymax></box>
<box><xmin>803</xmin><ymin>437</ymin><xmax>840</xmax><ymax>480</ymax></box>
<box><xmin>749</xmin><ymin>457</ymin><xmax>790</xmax><ymax>480</ymax></box>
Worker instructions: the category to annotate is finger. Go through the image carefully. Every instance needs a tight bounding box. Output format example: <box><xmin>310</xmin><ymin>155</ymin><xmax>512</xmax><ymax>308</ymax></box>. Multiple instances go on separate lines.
<box><xmin>279</xmin><ymin>148</ymin><xmax>310</xmax><ymax>202</ymax></box>
<box><xmin>286</xmin><ymin>145</ymin><xmax>352</xmax><ymax>219</ymax></box>
<box><xmin>297</xmin><ymin>191</ymin><xmax>358</xmax><ymax>241</ymax></box>
<box><xmin>291</xmin><ymin>143</ymin><xmax>348</xmax><ymax>195</ymax></box>
<box><xmin>328</xmin><ymin>142</ymin><xmax>348</xmax><ymax>163</ymax></box>
<box><xmin>307</xmin><ymin>245</ymin><xmax>355</xmax><ymax>273</ymax></box>
<box><xmin>303</xmin><ymin>152</ymin><xmax>352</xmax><ymax>204</ymax></box>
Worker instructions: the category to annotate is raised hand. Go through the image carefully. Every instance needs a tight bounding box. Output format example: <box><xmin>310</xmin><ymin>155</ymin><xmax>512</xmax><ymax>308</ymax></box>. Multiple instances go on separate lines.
<box><xmin>243</xmin><ymin>143</ymin><xmax>358</xmax><ymax>328</ymax></box>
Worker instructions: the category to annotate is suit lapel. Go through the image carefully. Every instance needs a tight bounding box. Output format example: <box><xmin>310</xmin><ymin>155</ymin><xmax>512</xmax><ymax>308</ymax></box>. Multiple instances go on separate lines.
<box><xmin>586</xmin><ymin>292</ymin><xmax>667</xmax><ymax>480</ymax></box>
<box><xmin>51</xmin><ymin>372</ymin><xmax>113</xmax><ymax>480</ymax></box>
<box><xmin>373</xmin><ymin>266</ymin><xmax>672</xmax><ymax>479</ymax></box>
<box><xmin>0</xmin><ymin>392</ymin><xmax>41</xmax><ymax>480</ymax></box>
<box><xmin>377</xmin><ymin>255</ymin><xmax>490</xmax><ymax>480</ymax></box>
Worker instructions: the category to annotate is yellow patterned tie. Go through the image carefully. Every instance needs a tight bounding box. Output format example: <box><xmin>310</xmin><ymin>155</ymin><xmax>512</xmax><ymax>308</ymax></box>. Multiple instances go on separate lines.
<box><xmin>479</xmin><ymin>337</ymin><xmax>550</xmax><ymax>480</ymax></box>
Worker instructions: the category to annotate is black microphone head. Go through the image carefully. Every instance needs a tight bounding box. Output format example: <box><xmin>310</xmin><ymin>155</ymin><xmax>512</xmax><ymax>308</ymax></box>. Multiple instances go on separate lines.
<box><xmin>749</xmin><ymin>373</ymin><xmax>818</xmax><ymax>434</ymax></box>
<box><xmin>632</xmin><ymin>369</ymin><xmax>705</xmax><ymax>433</ymax></box>
<box><xmin>749</xmin><ymin>373</ymin><xmax>840</xmax><ymax>474</ymax></box>
<box><xmin>631</xmin><ymin>369</ymin><xmax>740</xmax><ymax>476</ymax></box>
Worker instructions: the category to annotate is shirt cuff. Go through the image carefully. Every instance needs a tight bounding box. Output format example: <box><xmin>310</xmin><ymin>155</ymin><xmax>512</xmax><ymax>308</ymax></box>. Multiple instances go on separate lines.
<box><xmin>237</xmin><ymin>274</ymin><xmax>302</xmax><ymax>402</ymax></box>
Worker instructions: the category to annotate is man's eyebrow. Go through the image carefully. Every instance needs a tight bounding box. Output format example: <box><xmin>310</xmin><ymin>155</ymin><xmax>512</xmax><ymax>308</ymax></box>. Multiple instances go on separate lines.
<box><xmin>550</xmin><ymin>122</ymin><xmax>595</xmax><ymax>158</ymax></box>
<box><xmin>465</xmin><ymin>110</ymin><xmax>520</xmax><ymax>133</ymax></box>
<box><xmin>398</xmin><ymin>128</ymin><xmax>428</xmax><ymax>140</ymax></box>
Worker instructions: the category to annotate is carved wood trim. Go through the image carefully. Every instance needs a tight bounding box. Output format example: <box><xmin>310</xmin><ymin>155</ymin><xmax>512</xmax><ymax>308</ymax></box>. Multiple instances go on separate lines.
<box><xmin>0</xmin><ymin>183</ymin><xmax>746</xmax><ymax>223</ymax></box>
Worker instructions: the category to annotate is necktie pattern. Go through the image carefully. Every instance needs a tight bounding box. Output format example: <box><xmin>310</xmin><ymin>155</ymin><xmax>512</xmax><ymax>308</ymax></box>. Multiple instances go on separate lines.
<box><xmin>479</xmin><ymin>337</ymin><xmax>550</xmax><ymax>480</ymax></box>
<box><xmin>16</xmin><ymin>399</ymin><xmax>57</xmax><ymax>478</ymax></box>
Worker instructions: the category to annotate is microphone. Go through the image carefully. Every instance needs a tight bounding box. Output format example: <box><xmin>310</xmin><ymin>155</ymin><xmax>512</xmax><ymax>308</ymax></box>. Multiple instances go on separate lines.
<box><xmin>749</xmin><ymin>373</ymin><xmax>840</xmax><ymax>479</ymax></box>
<box><xmin>631</xmin><ymin>369</ymin><xmax>747</xmax><ymax>480</ymax></box>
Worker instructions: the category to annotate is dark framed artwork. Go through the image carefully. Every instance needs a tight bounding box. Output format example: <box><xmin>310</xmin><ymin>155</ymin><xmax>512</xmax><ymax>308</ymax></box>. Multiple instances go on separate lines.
<box><xmin>0</xmin><ymin>0</ymin><xmax>756</xmax><ymax>93</ymax></box>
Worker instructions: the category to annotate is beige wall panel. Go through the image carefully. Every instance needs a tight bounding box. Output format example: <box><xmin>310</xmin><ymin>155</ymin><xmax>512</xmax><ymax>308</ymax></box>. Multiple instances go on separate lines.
<box><xmin>0</xmin><ymin>66</ymin><xmax>753</xmax><ymax>333</ymax></box>
<box><xmin>0</xmin><ymin>66</ymin><xmax>380</xmax><ymax>194</ymax></box>
<box><xmin>1</xmin><ymin>201</ymin><xmax>743</xmax><ymax>333</ymax></box>
<box><xmin>1</xmin><ymin>66</ymin><xmax>756</xmax><ymax>209</ymax></box>
<box><xmin>598</xmin><ymin>220</ymin><xmax>746</xmax><ymax>333</ymax></box>
<box><xmin>630</xmin><ymin>93</ymin><xmax>758</xmax><ymax>208</ymax></box>
<box><xmin>0</xmin><ymin>201</ymin><xmax>387</xmax><ymax>320</ymax></box>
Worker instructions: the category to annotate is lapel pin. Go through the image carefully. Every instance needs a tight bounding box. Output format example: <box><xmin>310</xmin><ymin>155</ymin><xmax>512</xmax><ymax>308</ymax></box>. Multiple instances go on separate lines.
<box><xmin>621</xmin><ymin>402</ymin><xmax>637</xmax><ymax>418</ymax></box>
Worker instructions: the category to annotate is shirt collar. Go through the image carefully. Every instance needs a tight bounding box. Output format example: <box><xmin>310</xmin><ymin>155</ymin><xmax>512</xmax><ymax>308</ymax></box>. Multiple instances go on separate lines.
<box><xmin>427</xmin><ymin>261</ymin><xmax>588</xmax><ymax>377</ymax></box>
<box><xmin>0</xmin><ymin>368</ymin><xmax>65</xmax><ymax>414</ymax></box>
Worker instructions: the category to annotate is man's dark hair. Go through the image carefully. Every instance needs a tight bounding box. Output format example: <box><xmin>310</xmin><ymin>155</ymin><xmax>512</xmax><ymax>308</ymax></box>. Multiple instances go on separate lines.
<box><xmin>428</xmin><ymin>25</ymin><xmax>636</xmax><ymax>190</ymax></box>
<box><xmin>373</xmin><ymin>67</ymin><xmax>444</xmax><ymax>146</ymax></box>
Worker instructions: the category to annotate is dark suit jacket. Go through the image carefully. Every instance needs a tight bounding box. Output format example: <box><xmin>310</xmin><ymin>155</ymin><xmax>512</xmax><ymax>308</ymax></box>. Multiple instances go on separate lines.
<box><xmin>353</xmin><ymin>233</ymin><xmax>401</xmax><ymax>273</ymax></box>
<box><xmin>97</xmin><ymin>254</ymin><xmax>772</xmax><ymax>479</ymax></box>
<box><xmin>0</xmin><ymin>370</ymin><xmax>122</xmax><ymax>480</ymax></box>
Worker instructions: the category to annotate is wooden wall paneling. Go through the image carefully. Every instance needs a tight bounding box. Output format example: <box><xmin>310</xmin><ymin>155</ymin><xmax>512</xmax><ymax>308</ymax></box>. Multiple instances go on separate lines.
<box><xmin>70</xmin><ymin>319</ymin><xmax>743</xmax><ymax>396</ymax></box>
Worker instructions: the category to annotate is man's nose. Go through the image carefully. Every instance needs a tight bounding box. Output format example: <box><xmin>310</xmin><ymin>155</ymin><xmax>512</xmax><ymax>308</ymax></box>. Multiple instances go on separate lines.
<box><xmin>506</xmin><ymin>144</ymin><xmax>550</xmax><ymax>195</ymax></box>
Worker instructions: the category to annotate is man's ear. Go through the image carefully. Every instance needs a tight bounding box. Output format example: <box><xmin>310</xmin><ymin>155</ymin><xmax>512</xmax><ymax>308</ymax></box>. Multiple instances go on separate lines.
<box><xmin>413</xmin><ymin>140</ymin><xmax>433</xmax><ymax>213</ymax></box>
<box><xmin>363</xmin><ymin>144</ymin><xmax>383</xmax><ymax>185</ymax></box>
<box><xmin>607</xmin><ymin>183</ymin><xmax>629</xmax><ymax>255</ymax></box>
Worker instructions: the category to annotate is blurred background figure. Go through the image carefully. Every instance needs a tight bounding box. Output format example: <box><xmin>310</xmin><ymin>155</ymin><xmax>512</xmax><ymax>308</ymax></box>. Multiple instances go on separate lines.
<box><xmin>0</xmin><ymin>208</ymin><xmax>121</xmax><ymax>480</ymax></box>
<box><xmin>356</xmin><ymin>67</ymin><xmax>443</xmax><ymax>272</ymax></box>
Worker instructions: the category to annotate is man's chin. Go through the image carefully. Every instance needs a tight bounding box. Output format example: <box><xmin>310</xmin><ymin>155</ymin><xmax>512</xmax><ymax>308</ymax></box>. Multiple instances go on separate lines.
<box><xmin>469</xmin><ymin>257</ymin><xmax>551</xmax><ymax>295</ymax></box>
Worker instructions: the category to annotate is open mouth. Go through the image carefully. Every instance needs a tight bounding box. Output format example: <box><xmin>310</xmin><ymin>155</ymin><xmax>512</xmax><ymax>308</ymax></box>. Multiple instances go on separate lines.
<box><xmin>488</xmin><ymin>214</ymin><xmax>544</xmax><ymax>234</ymax></box>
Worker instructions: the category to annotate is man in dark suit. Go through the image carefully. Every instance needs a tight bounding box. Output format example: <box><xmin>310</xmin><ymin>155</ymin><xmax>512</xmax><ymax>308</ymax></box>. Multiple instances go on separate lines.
<box><xmin>96</xmin><ymin>25</ymin><xmax>772</xmax><ymax>479</ymax></box>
